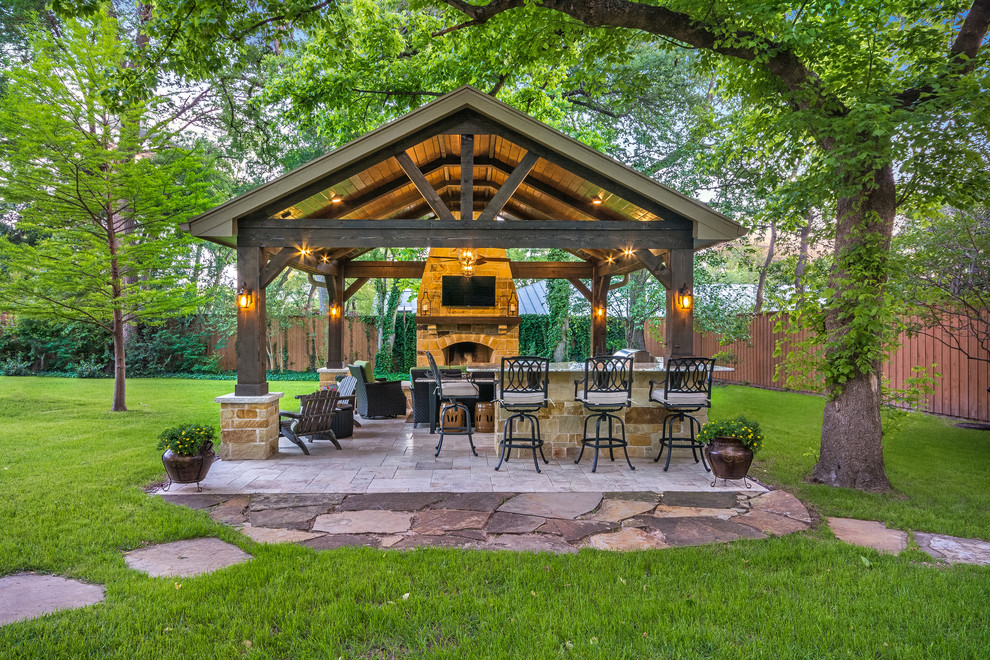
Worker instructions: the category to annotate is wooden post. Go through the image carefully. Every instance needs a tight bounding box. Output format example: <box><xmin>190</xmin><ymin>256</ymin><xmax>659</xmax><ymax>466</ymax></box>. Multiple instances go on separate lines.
<box><xmin>590</xmin><ymin>267</ymin><xmax>608</xmax><ymax>357</ymax></box>
<box><xmin>460</xmin><ymin>134</ymin><xmax>474</xmax><ymax>220</ymax></box>
<box><xmin>665</xmin><ymin>248</ymin><xmax>694</xmax><ymax>358</ymax></box>
<box><xmin>235</xmin><ymin>246</ymin><xmax>269</xmax><ymax>396</ymax></box>
<box><xmin>327</xmin><ymin>269</ymin><xmax>345</xmax><ymax>368</ymax></box>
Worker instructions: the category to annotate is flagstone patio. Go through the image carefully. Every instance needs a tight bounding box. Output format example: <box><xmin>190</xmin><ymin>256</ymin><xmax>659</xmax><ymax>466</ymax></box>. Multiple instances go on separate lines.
<box><xmin>162</xmin><ymin>416</ymin><xmax>764</xmax><ymax>495</ymax></box>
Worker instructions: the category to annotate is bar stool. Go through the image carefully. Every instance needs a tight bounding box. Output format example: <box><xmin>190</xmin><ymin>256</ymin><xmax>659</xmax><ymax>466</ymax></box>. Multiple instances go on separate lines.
<box><xmin>426</xmin><ymin>352</ymin><xmax>479</xmax><ymax>457</ymax></box>
<box><xmin>649</xmin><ymin>357</ymin><xmax>715</xmax><ymax>471</ymax></box>
<box><xmin>495</xmin><ymin>356</ymin><xmax>550</xmax><ymax>473</ymax></box>
<box><xmin>573</xmin><ymin>355</ymin><xmax>635</xmax><ymax>472</ymax></box>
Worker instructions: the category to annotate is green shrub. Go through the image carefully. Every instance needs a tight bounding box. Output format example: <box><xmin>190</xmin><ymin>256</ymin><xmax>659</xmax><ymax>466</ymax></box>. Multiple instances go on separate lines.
<box><xmin>696</xmin><ymin>416</ymin><xmax>766</xmax><ymax>453</ymax></box>
<box><xmin>157</xmin><ymin>424</ymin><xmax>217</xmax><ymax>456</ymax></box>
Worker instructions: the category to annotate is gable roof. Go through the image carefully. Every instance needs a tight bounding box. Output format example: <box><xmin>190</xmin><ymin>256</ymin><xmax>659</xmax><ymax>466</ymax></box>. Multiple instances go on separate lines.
<box><xmin>184</xmin><ymin>85</ymin><xmax>745</xmax><ymax>250</ymax></box>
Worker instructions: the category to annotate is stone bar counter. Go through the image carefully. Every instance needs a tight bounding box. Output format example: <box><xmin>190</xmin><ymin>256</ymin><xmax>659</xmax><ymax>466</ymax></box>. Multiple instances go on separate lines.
<box><xmin>492</xmin><ymin>361</ymin><xmax>708</xmax><ymax>460</ymax></box>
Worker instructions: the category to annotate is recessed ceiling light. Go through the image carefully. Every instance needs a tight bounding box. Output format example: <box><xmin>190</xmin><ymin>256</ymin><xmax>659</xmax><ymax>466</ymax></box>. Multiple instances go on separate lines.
<box><xmin>591</xmin><ymin>196</ymin><xmax>603</xmax><ymax>205</ymax></box>
<box><xmin>330</xmin><ymin>194</ymin><xmax>343</xmax><ymax>203</ymax></box>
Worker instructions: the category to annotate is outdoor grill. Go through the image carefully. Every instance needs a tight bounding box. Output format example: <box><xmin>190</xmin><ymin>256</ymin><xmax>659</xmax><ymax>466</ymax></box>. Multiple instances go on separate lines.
<box><xmin>612</xmin><ymin>348</ymin><xmax>653</xmax><ymax>363</ymax></box>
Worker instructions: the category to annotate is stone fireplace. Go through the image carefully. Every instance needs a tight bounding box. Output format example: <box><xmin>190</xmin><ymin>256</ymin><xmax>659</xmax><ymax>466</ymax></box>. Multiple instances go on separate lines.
<box><xmin>417</xmin><ymin>248</ymin><xmax>519</xmax><ymax>367</ymax></box>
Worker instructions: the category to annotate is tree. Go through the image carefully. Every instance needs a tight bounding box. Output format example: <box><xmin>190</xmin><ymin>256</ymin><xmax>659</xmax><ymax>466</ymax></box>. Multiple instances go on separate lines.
<box><xmin>0</xmin><ymin>12</ymin><xmax>217</xmax><ymax>410</ymax></box>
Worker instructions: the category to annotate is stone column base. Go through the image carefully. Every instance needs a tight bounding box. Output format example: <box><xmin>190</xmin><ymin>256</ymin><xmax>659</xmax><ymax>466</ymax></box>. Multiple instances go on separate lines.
<box><xmin>216</xmin><ymin>392</ymin><xmax>284</xmax><ymax>460</ymax></box>
<box><xmin>318</xmin><ymin>367</ymin><xmax>349</xmax><ymax>386</ymax></box>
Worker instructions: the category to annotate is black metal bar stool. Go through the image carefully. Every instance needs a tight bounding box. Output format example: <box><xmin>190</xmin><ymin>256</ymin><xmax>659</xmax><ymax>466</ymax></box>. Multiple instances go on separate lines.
<box><xmin>573</xmin><ymin>355</ymin><xmax>635</xmax><ymax>472</ymax></box>
<box><xmin>649</xmin><ymin>357</ymin><xmax>715</xmax><ymax>471</ymax></box>
<box><xmin>495</xmin><ymin>356</ymin><xmax>550</xmax><ymax>473</ymax></box>
<box><xmin>426</xmin><ymin>352</ymin><xmax>479</xmax><ymax>457</ymax></box>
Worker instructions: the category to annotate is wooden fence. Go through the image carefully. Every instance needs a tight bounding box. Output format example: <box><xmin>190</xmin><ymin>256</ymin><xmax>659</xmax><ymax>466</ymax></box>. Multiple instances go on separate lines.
<box><xmin>645</xmin><ymin>314</ymin><xmax>989</xmax><ymax>422</ymax></box>
<box><xmin>209</xmin><ymin>316</ymin><xmax>378</xmax><ymax>372</ymax></box>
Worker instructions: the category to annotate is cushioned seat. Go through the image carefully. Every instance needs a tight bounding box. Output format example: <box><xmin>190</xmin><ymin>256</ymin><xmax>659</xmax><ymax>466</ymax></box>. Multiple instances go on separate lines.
<box><xmin>500</xmin><ymin>391</ymin><xmax>547</xmax><ymax>405</ymax></box>
<box><xmin>442</xmin><ymin>381</ymin><xmax>480</xmax><ymax>397</ymax></box>
<box><xmin>575</xmin><ymin>390</ymin><xmax>630</xmax><ymax>406</ymax></box>
<box><xmin>649</xmin><ymin>391</ymin><xmax>709</xmax><ymax>406</ymax></box>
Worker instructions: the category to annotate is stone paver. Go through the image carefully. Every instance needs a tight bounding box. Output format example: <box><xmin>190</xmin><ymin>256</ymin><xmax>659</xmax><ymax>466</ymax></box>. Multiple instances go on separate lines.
<box><xmin>737</xmin><ymin>510</ymin><xmax>809</xmax><ymax>536</ymax></box>
<box><xmin>312</xmin><ymin>510</ymin><xmax>413</xmax><ymax>534</ymax></box>
<box><xmin>660</xmin><ymin>492</ymin><xmax>739</xmax><ymax>509</ymax></box>
<box><xmin>828</xmin><ymin>517</ymin><xmax>907</xmax><ymax>554</ymax></box>
<box><xmin>750</xmin><ymin>490</ymin><xmax>811</xmax><ymax>523</ymax></box>
<box><xmin>248</xmin><ymin>493</ymin><xmax>344</xmax><ymax>511</ymax></box>
<box><xmin>914</xmin><ymin>532</ymin><xmax>990</xmax><ymax>565</ymax></box>
<box><xmin>538</xmin><ymin>519</ymin><xmax>619</xmax><ymax>543</ymax></box>
<box><xmin>300</xmin><ymin>534</ymin><xmax>379</xmax><ymax>550</ymax></box>
<box><xmin>240</xmin><ymin>526</ymin><xmax>325</xmax><ymax>545</ymax></box>
<box><xmin>0</xmin><ymin>573</ymin><xmax>105</xmax><ymax>626</ymax></box>
<box><xmin>652</xmin><ymin>505</ymin><xmax>737</xmax><ymax>519</ymax></box>
<box><xmin>487</xmin><ymin>534</ymin><xmax>578</xmax><ymax>554</ymax></box>
<box><xmin>161</xmin><ymin>494</ymin><xmax>230</xmax><ymax>510</ymax></box>
<box><xmin>498</xmin><ymin>492</ymin><xmax>603</xmax><ymax>519</ymax></box>
<box><xmin>433</xmin><ymin>492</ymin><xmax>510</xmax><ymax>511</ymax></box>
<box><xmin>588</xmin><ymin>498</ymin><xmax>656</xmax><ymax>522</ymax></box>
<box><xmin>584</xmin><ymin>528</ymin><xmax>668</xmax><ymax>551</ymax></box>
<box><xmin>485</xmin><ymin>512</ymin><xmax>545</xmax><ymax>534</ymax></box>
<box><xmin>248</xmin><ymin>505</ymin><xmax>330</xmax><ymax>530</ymax></box>
<box><xmin>208</xmin><ymin>495</ymin><xmax>250</xmax><ymax>525</ymax></box>
<box><xmin>336</xmin><ymin>493</ymin><xmax>446</xmax><ymax>511</ymax></box>
<box><xmin>411</xmin><ymin>510</ymin><xmax>491</xmax><ymax>535</ymax></box>
<box><xmin>124</xmin><ymin>538</ymin><xmax>252</xmax><ymax>577</ymax></box>
<box><xmin>630</xmin><ymin>516</ymin><xmax>765</xmax><ymax>547</ymax></box>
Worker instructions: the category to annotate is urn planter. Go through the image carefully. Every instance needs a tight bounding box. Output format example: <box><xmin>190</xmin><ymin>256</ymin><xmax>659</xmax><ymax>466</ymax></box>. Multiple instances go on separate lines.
<box><xmin>162</xmin><ymin>440</ymin><xmax>216</xmax><ymax>491</ymax></box>
<box><xmin>704</xmin><ymin>435</ymin><xmax>754</xmax><ymax>485</ymax></box>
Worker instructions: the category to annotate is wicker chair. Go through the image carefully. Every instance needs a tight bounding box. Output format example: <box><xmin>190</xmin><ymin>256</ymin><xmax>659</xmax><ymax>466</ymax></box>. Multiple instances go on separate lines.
<box><xmin>348</xmin><ymin>363</ymin><xmax>407</xmax><ymax>419</ymax></box>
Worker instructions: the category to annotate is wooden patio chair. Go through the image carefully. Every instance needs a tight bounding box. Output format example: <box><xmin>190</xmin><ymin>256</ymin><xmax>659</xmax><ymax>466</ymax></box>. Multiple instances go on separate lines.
<box><xmin>279</xmin><ymin>388</ymin><xmax>349</xmax><ymax>455</ymax></box>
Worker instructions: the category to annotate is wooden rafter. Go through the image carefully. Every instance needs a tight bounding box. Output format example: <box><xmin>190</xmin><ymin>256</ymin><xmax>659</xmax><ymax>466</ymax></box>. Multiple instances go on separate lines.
<box><xmin>477</xmin><ymin>151</ymin><xmax>539</xmax><ymax>222</ymax></box>
<box><xmin>395</xmin><ymin>151</ymin><xmax>455</xmax><ymax>222</ymax></box>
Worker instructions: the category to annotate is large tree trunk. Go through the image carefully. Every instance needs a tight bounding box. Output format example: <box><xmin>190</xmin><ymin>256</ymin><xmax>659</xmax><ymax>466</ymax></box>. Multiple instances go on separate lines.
<box><xmin>754</xmin><ymin>221</ymin><xmax>777</xmax><ymax>314</ymax></box>
<box><xmin>794</xmin><ymin>213</ymin><xmax>813</xmax><ymax>295</ymax></box>
<box><xmin>812</xmin><ymin>164</ymin><xmax>896</xmax><ymax>491</ymax></box>
<box><xmin>111</xmin><ymin>309</ymin><xmax>127</xmax><ymax>412</ymax></box>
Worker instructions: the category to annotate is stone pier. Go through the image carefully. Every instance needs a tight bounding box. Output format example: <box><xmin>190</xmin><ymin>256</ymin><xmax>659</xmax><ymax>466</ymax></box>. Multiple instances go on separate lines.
<box><xmin>216</xmin><ymin>393</ymin><xmax>284</xmax><ymax>460</ymax></box>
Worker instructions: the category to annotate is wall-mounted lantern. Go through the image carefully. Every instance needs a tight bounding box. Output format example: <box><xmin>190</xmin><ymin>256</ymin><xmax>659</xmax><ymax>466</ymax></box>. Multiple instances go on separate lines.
<box><xmin>595</xmin><ymin>306</ymin><xmax>605</xmax><ymax>318</ymax></box>
<box><xmin>237</xmin><ymin>283</ymin><xmax>253</xmax><ymax>310</ymax></box>
<box><xmin>330</xmin><ymin>303</ymin><xmax>341</xmax><ymax>318</ymax></box>
<box><xmin>676</xmin><ymin>284</ymin><xmax>693</xmax><ymax>311</ymax></box>
<box><xmin>508</xmin><ymin>291</ymin><xmax>518</xmax><ymax>316</ymax></box>
<box><xmin>421</xmin><ymin>291</ymin><xmax>432</xmax><ymax>315</ymax></box>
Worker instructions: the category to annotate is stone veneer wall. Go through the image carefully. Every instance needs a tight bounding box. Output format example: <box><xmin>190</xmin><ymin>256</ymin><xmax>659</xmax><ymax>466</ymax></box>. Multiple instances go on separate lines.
<box><xmin>216</xmin><ymin>393</ymin><xmax>284</xmax><ymax>460</ymax></box>
<box><xmin>494</xmin><ymin>371</ymin><xmax>709</xmax><ymax>460</ymax></box>
<box><xmin>416</xmin><ymin>248</ymin><xmax>519</xmax><ymax>367</ymax></box>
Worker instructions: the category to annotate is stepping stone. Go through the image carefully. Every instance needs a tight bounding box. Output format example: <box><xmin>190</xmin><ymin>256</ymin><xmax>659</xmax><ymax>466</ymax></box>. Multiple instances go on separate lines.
<box><xmin>487</xmin><ymin>534</ymin><xmax>578</xmax><ymax>554</ymax></box>
<box><xmin>603</xmin><ymin>491</ymin><xmax>661</xmax><ymax>503</ymax></box>
<box><xmin>660</xmin><ymin>491</ymin><xmax>739</xmax><ymax>509</ymax></box>
<box><xmin>587</xmin><ymin>499</ymin><xmax>656</xmax><ymax>522</ymax></box>
<box><xmin>737</xmin><ymin>510</ymin><xmax>809</xmax><ymax>536</ymax></box>
<box><xmin>337</xmin><ymin>493</ymin><xmax>445</xmax><ymax>512</ymax></box>
<box><xmin>584</xmin><ymin>528</ymin><xmax>668</xmax><ymax>551</ymax></box>
<box><xmin>161</xmin><ymin>494</ymin><xmax>230</xmax><ymax>510</ymax></box>
<box><xmin>630</xmin><ymin>516</ymin><xmax>765</xmax><ymax>547</ymax></box>
<box><xmin>312</xmin><ymin>510</ymin><xmax>413</xmax><ymax>534</ymax></box>
<box><xmin>392</xmin><ymin>535</ymin><xmax>485</xmax><ymax>550</ymax></box>
<box><xmin>240</xmin><ymin>526</ymin><xmax>325</xmax><ymax>545</ymax></box>
<box><xmin>411</xmin><ymin>510</ymin><xmax>491</xmax><ymax>535</ymax></box>
<box><xmin>652</xmin><ymin>505</ymin><xmax>738</xmax><ymax>519</ymax></box>
<box><xmin>498</xmin><ymin>492</ymin><xmax>602</xmax><ymax>519</ymax></box>
<box><xmin>749</xmin><ymin>491</ymin><xmax>811</xmax><ymax>523</ymax></box>
<box><xmin>913</xmin><ymin>533</ymin><xmax>990</xmax><ymax>565</ymax></box>
<box><xmin>827</xmin><ymin>518</ymin><xmax>907</xmax><ymax>554</ymax></box>
<box><xmin>299</xmin><ymin>534</ymin><xmax>379</xmax><ymax>550</ymax></box>
<box><xmin>208</xmin><ymin>495</ymin><xmax>250</xmax><ymax>525</ymax></box>
<box><xmin>538</xmin><ymin>519</ymin><xmax>619</xmax><ymax>543</ymax></box>
<box><xmin>125</xmin><ymin>538</ymin><xmax>252</xmax><ymax>577</ymax></box>
<box><xmin>485</xmin><ymin>512</ymin><xmax>545</xmax><ymax>534</ymax></box>
<box><xmin>433</xmin><ymin>492</ymin><xmax>510</xmax><ymax>511</ymax></box>
<box><xmin>0</xmin><ymin>573</ymin><xmax>105</xmax><ymax>626</ymax></box>
<box><xmin>248</xmin><ymin>506</ymin><xmax>329</xmax><ymax>530</ymax></box>
<box><xmin>248</xmin><ymin>493</ymin><xmax>344</xmax><ymax>512</ymax></box>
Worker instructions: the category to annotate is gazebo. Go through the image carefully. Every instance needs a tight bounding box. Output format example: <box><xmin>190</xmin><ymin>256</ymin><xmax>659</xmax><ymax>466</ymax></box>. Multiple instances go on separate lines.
<box><xmin>183</xmin><ymin>86</ymin><xmax>745</xmax><ymax>459</ymax></box>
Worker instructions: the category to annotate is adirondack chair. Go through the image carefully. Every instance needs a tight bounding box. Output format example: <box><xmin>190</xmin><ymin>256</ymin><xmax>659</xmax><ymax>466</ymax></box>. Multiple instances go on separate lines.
<box><xmin>279</xmin><ymin>388</ymin><xmax>348</xmax><ymax>455</ymax></box>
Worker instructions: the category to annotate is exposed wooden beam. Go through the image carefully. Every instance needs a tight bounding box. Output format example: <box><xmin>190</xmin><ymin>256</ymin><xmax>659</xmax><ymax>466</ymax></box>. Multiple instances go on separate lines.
<box><xmin>344</xmin><ymin>261</ymin><xmax>426</xmax><ymax>278</ymax></box>
<box><xmin>343</xmin><ymin>277</ymin><xmax>369</xmax><ymax>301</ymax></box>
<box><xmin>395</xmin><ymin>151</ymin><xmax>455</xmax><ymax>222</ymax></box>
<box><xmin>239</xmin><ymin>218</ymin><xmax>693</xmax><ymax>251</ymax></box>
<box><xmin>260</xmin><ymin>247</ymin><xmax>297</xmax><ymax>288</ymax></box>
<box><xmin>510</xmin><ymin>261</ymin><xmax>595</xmax><ymax>279</ymax></box>
<box><xmin>568</xmin><ymin>278</ymin><xmax>592</xmax><ymax>301</ymax></box>
<box><xmin>634</xmin><ymin>249</ymin><xmax>671</xmax><ymax>290</ymax></box>
<box><xmin>460</xmin><ymin>134</ymin><xmax>474</xmax><ymax>220</ymax></box>
<box><xmin>477</xmin><ymin>151</ymin><xmax>539</xmax><ymax>222</ymax></box>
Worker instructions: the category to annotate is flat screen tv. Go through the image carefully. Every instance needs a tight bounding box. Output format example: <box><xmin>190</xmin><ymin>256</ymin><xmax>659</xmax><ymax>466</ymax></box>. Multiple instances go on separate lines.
<box><xmin>441</xmin><ymin>276</ymin><xmax>496</xmax><ymax>307</ymax></box>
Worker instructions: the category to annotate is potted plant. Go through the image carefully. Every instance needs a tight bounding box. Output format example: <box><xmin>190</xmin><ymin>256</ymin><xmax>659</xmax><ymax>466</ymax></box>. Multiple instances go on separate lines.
<box><xmin>158</xmin><ymin>424</ymin><xmax>217</xmax><ymax>491</ymax></box>
<box><xmin>697</xmin><ymin>416</ymin><xmax>764</xmax><ymax>485</ymax></box>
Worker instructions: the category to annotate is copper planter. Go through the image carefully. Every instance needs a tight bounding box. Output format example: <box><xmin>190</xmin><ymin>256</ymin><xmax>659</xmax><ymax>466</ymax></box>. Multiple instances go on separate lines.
<box><xmin>162</xmin><ymin>441</ymin><xmax>215</xmax><ymax>489</ymax></box>
<box><xmin>704</xmin><ymin>436</ymin><xmax>754</xmax><ymax>480</ymax></box>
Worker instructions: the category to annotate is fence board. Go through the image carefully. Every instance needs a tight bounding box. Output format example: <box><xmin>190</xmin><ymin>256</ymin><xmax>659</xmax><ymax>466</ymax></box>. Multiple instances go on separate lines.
<box><xmin>645</xmin><ymin>313</ymin><xmax>989</xmax><ymax>422</ymax></box>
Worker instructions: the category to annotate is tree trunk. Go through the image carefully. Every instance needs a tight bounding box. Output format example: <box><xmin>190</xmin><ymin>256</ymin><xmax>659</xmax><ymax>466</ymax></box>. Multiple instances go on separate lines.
<box><xmin>754</xmin><ymin>221</ymin><xmax>777</xmax><ymax>314</ymax></box>
<box><xmin>794</xmin><ymin>213</ymin><xmax>813</xmax><ymax>295</ymax></box>
<box><xmin>812</xmin><ymin>164</ymin><xmax>896</xmax><ymax>491</ymax></box>
<box><xmin>111</xmin><ymin>308</ymin><xmax>127</xmax><ymax>412</ymax></box>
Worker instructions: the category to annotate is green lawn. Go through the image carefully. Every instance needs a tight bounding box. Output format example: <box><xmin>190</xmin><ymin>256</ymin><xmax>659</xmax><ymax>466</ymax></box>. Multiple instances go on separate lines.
<box><xmin>1</xmin><ymin>377</ymin><xmax>987</xmax><ymax>658</ymax></box>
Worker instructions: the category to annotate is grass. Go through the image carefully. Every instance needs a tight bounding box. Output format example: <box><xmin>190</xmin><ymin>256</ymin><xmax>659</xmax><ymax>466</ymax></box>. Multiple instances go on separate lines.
<box><xmin>1</xmin><ymin>376</ymin><xmax>988</xmax><ymax>658</ymax></box>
